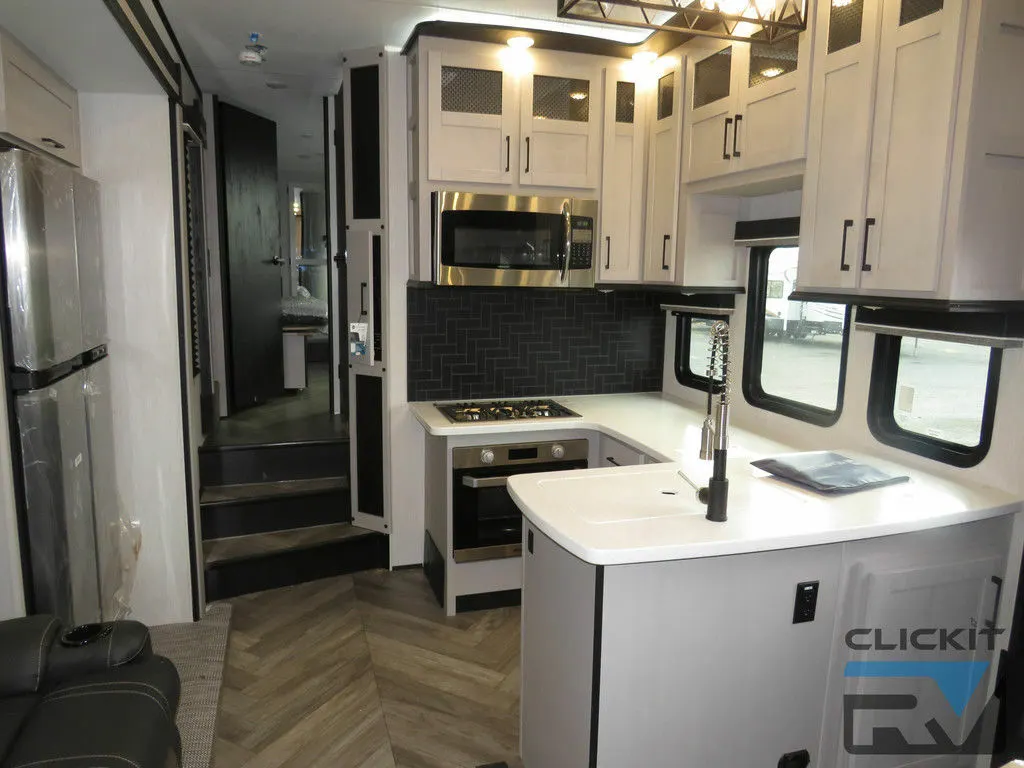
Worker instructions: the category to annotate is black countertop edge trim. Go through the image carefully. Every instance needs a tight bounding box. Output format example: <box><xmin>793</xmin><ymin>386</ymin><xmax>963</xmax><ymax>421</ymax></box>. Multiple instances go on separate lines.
<box><xmin>790</xmin><ymin>291</ymin><xmax>1024</xmax><ymax>313</ymax></box>
<box><xmin>401</xmin><ymin>20</ymin><xmax>689</xmax><ymax>58</ymax></box>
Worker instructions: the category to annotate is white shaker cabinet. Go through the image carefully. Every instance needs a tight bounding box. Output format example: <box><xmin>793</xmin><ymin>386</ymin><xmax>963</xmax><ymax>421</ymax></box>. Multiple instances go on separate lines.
<box><xmin>683</xmin><ymin>27</ymin><xmax>812</xmax><ymax>184</ymax></box>
<box><xmin>643</xmin><ymin>60</ymin><xmax>684</xmax><ymax>283</ymax></box>
<box><xmin>798</xmin><ymin>0</ymin><xmax>1024</xmax><ymax>301</ymax></box>
<box><xmin>424</xmin><ymin>46</ymin><xmax>601</xmax><ymax>191</ymax></box>
<box><xmin>519</xmin><ymin>63</ymin><xmax>602</xmax><ymax>189</ymax></box>
<box><xmin>598</xmin><ymin>71</ymin><xmax>646</xmax><ymax>282</ymax></box>
<box><xmin>0</xmin><ymin>28</ymin><xmax>81</xmax><ymax>168</ymax></box>
<box><xmin>426</xmin><ymin>50</ymin><xmax>516</xmax><ymax>185</ymax></box>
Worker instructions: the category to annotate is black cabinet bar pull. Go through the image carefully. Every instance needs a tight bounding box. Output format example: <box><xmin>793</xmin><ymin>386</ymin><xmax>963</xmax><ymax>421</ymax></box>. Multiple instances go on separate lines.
<box><xmin>732</xmin><ymin>114</ymin><xmax>742</xmax><ymax>158</ymax></box>
<box><xmin>360</xmin><ymin>282</ymin><xmax>368</xmax><ymax>315</ymax></box>
<box><xmin>722</xmin><ymin>117</ymin><xmax>733</xmax><ymax>160</ymax></box>
<box><xmin>861</xmin><ymin>217</ymin><xmax>876</xmax><ymax>272</ymax></box>
<box><xmin>41</xmin><ymin>137</ymin><xmax>66</xmax><ymax>150</ymax></box>
<box><xmin>987</xmin><ymin>576</ymin><xmax>1004</xmax><ymax>630</ymax></box>
<box><xmin>840</xmin><ymin>219</ymin><xmax>854</xmax><ymax>272</ymax></box>
<box><xmin>605</xmin><ymin>236</ymin><xmax>611</xmax><ymax>270</ymax></box>
<box><xmin>606</xmin><ymin>456</ymin><xmax>622</xmax><ymax>467</ymax></box>
<box><xmin>505</xmin><ymin>135</ymin><xmax>510</xmax><ymax>172</ymax></box>
<box><xmin>525</xmin><ymin>137</ymin><xmax>531</xmax><ymax>173</ymax></box>
<box><xmin>661</xmin><ymin>234</ymin><xmax>670</xmax><ymax>270</ymax></box>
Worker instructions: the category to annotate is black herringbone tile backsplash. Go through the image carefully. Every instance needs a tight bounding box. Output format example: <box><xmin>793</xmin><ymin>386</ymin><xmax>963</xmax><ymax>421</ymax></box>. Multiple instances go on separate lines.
<box><xmin>407</xmin><ymin>287</ymin><xmax>666</xmax><ymax>402</ymax></box>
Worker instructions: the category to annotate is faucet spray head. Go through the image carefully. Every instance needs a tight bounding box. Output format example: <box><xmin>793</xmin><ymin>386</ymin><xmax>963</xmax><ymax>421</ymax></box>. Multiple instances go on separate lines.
<box><xmin>699</xmin><ymin>417</ymin><xmax>714</xmax><ymax>461</ymax></box>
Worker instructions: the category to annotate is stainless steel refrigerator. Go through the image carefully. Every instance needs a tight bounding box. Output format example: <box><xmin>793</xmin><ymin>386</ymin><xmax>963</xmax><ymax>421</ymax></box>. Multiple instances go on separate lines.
<box><xmin>1</xmin><ymin>147</ymin><xmax>116</xmax><ymax>626</ymax></box>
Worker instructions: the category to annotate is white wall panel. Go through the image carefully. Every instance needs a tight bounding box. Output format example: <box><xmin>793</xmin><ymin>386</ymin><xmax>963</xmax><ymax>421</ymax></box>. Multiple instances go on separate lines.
<box><xmin>0</xmin><ymin>329</ymin><xmax>25</xmax><ymax>619</ymax></box>
<box><xmin>79</xmin><ymin>92</ymin><xmax>193</xmax><ymax>625</ymax></box>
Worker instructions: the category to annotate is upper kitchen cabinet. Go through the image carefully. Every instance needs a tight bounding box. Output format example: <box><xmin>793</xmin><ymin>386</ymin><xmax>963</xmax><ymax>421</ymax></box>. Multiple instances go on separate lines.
<box><xmin>420</xmin><ymin>39</ymin><xmax>602</xmax><ymax>191</ymax></box>
<box><xmin>643</xmin><ymin>59</ymin><xmax>685</xmax><ymax>283</ymax></box>
<box><xmin>683</xmin><ymin>20</ymin><xmax>813</xmax><ymax>184</ymax></box>
<box><xmin>426</xmin><ymin>50</ymin><xmax>517</xmax><ymax>185</ymax></box>
<box><xmin>798</xmin><ymin>0</ymin><xmax>1024</xmax><ymax>301</ymax></box>
<box><xmin>598</xmin><ymin>70</ymin><xmax>647</xmax><ymax>282</ymax></box>
<box><xmin>0</xmin><ymin>28</ymin><xmax>81</xmax><ymax>168</ymax></box>
<box><xmin>519</xmin><ymin>62</ymin><xmax>601</xmax><ymax>189</ymax></box>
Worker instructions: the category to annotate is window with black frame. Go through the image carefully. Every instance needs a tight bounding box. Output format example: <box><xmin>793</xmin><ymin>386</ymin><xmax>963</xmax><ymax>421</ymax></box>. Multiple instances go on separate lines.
<box><xmin>743</xmin><ymin>246</ymin><xmax>852</xmax><ymax>426</ymax></box>
<box><xmin>867</xmin><ymin>334</ymin><xmax>1002</xmax><ymax>467</ymax></box>
<box><xmin>674</xmin><ymin>314</ymin><xmax>728</xmax><ymax>390</ymax></box>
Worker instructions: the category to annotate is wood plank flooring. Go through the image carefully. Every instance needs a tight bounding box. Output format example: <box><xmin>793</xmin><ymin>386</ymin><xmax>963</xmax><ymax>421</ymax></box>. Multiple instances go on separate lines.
<box><xmin>213</xmin><ymin>570</ymin><xmax>524</xmax><ymax>768</ymax></box>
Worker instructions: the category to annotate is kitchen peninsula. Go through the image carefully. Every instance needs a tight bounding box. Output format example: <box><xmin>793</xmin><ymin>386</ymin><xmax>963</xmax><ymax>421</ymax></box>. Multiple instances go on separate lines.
<box><xmin>412</xmin><ymin>393</ymin><xmax>1022</xmax><ymax>766</ymax></box>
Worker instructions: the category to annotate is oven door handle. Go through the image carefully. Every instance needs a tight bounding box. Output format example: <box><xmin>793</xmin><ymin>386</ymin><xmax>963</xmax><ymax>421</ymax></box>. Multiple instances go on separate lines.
<box><xmin>462</xmin><ymin>475</ymin><xmax>510</xmax><ymax>489</ymax></box>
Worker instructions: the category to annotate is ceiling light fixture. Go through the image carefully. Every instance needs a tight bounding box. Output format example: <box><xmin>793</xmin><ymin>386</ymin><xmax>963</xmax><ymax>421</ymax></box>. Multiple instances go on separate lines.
<box><xmin>760</xmin><ymin>66</ymin><xmax>785</xmax><ymax>78</ymax></box>
<box><xmin>557</xmin><ymin>0</ymin><xmax>808</xmax><ymax>45</ymax></box>
<box><xmin>831</xmin><ymin>0</ymin><xmax>854</xmax><ymax>6</ymax></box>
<box><xmin>632</xmin><ymin>51</ymin><xmax>658</xmax><ymax>65</ymax></box>
<box><xmin>507</xmin><ymin>35</ymin><xmax>535</xmax><ymax>49</ymax></box>
<box><xmin>569</xmin><ymin>91</ymin><xmax>588</xmax><ymax>100</ymax></box>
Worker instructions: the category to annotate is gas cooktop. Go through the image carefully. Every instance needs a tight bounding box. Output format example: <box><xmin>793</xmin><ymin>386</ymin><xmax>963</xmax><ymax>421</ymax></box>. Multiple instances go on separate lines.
<box><xmin>436</xmin><ymin>399</ymin><xmax>582</xmax><ymax>423</ymax></box>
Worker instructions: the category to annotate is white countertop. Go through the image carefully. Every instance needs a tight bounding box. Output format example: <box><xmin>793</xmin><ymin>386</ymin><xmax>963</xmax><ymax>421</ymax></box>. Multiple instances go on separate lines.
<box><xmin>410</xmin><ymin>393</ymin><xmax>1022</xmax><ymax>565</ymax></box>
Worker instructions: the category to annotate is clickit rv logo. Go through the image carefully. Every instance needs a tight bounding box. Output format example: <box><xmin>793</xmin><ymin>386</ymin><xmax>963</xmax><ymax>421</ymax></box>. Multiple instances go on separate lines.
<box><xmin>843</xmin><ymin>625</ymin><xmax>1005</xmax><ymax>755</ymax></box>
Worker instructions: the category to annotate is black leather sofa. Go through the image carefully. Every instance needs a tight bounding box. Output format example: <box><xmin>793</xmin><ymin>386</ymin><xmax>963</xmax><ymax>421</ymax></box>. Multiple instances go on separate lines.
<box><xmin>0</xmin><ymin>615</ymin><xmax>181</xmax><ymax>768</ymax></box>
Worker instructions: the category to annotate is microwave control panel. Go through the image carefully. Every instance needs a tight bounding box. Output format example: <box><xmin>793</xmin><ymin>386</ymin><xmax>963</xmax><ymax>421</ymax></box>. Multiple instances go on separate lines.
<box><xmin>569</xmin><ymin>216</ymin><xmax>594</xmax><ymax>270</ymax></box>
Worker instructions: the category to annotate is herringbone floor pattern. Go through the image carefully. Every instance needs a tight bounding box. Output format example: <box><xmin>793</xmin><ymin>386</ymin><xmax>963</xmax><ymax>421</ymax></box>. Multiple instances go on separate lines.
<box><xmin>212</xmin><ymin>570</ymin><xmax>524</xmax><ymax>768</ymax></box>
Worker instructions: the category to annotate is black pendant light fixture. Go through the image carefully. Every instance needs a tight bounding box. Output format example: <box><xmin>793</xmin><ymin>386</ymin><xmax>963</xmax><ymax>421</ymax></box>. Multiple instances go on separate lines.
<box><xmin>556</xmin><ymin>0</ymin><xmax>809</xmax><ymax>44</ymax></box>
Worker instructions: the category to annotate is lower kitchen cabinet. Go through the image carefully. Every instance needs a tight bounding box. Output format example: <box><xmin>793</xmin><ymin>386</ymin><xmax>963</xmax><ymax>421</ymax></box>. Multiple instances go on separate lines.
<box><xmin>521</xmin><ymin>516</ymin><xmax>1012</xmax><ymax>767</ymax></box>
<box><xmin>598</xmin><ymin>436</ymin><xmax>645</xmax><ymax>468</ymax></box>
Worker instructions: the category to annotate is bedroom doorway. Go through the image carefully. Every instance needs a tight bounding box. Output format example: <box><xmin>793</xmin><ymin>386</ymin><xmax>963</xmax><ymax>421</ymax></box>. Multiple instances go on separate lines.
<box><xmin>208</xmin><ymin>98</ymin><xmax>342</xmax><ymax>448</ymax></box>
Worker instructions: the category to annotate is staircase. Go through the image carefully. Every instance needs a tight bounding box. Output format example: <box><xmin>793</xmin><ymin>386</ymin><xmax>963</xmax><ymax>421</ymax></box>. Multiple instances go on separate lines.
<box><xmin>199</xmin><ymin>437</ymin><xmax>388</xmax><ymax>601</ymax></box>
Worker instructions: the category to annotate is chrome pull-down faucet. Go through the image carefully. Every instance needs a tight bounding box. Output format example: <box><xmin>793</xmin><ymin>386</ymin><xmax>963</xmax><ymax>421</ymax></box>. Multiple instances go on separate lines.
<box><xmin>697</xmin><ymin>321</ymin><xmax>730</xmax><ymax>522</ymax></box>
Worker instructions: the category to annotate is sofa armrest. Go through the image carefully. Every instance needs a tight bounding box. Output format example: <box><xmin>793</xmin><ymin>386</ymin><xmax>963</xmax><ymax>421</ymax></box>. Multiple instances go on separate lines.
<box><xmin>0</xmin><ymin>615</ymin><xmax>61</xmax><ymax>696</ymax></box>
<box><xmin>46</xmin><ymin>620</ymin><xmax>153</xmax><ymax>685</ymax></box>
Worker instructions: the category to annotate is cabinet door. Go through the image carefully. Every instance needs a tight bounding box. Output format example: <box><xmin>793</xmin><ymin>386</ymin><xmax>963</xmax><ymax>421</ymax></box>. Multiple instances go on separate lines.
<box><xmin>342</xmin><ymin>48</ymin><xmax>386</xmax><ymax>228</ymax></box>
<box><xmin>599</xmin><ymin>435</ymin><xmax>645</xmax><ymax>468</ymax></box>
<box><xmin>797</xmin><ymin>0</ymin><xmax>881</xmax><ymax>293</ymax></box>
<box><xmin>859</xmin><ymin>0</ymin><xmax>966</xmax><ymax>295</ymax></box>
<box><xmin>643</xmin><ymin>62</ymin><xmax>684</xmax><ymax>282</ymax></box>
<box><xmin>684</xmin><ymin>45</ymin><xmax>737</xmax><ymax>183</ymax></box>
<box><xmin>346</xmin><ymin>231</ymin><xmax>382</xmax><ymax>369</ymax></box>
<box><xmin>732</xmin><ymin>27</ymin><xmax>813</xmax><ymax>173</ymax></box>
<box><xmin>426</xmin><ymin>50</ymin><xmax>515</xmax><ymax>185</ymax></box>
<box><xmin>520</xmin><ymin>64</ymin><xmax>601</xmax><ymax>189</ymax></box>
<box><xmin>598</xmin><ymin>74</ymin><xmax>646</xmax><ymax>282</ymax></box>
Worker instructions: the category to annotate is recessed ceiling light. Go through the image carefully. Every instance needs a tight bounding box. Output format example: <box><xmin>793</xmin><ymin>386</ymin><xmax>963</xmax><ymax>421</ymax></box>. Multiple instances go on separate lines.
<box><xmin>570</xmin><ymin>91</ymin><xmax>587</xmax><ymax>101</ymax></box>
<box><xmin>632</xmin><ymin>51</ymin><xmax>658</xmax><ymax>65</ymax></box>
<box><xmin>507</xmin><ymin>35</ymin><xmax>535</xmax><ymax>50</ymax></box>
<box><xmin>760</xmin><ymin>66</ymin><xmax>786</xmax><ymax>78</ymax></box>
<box><xmin>832</xmin><ymin>0</ymin><xmax>854</xmax><ymax>6</ymax></box>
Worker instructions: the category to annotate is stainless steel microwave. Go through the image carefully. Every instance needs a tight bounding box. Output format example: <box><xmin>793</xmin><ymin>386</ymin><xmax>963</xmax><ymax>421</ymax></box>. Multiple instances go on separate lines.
<box><xmin>433</xmin><ymin>192</ymin><xmax>598</xmax><ymax>289</ymax></box>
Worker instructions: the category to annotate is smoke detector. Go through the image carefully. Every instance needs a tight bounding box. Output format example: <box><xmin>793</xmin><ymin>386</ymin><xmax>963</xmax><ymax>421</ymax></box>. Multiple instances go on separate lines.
<box><xmin>239</xmin><ymin>32</ymin><xmax>267</xmax><ymax>67</ymax></box>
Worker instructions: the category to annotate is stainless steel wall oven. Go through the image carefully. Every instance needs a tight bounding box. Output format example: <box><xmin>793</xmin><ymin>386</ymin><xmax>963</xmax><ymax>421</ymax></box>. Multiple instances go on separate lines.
<box><xmin>451</xmin><ymin>439</ymin><xmax>588</xmax><ymax>562</ymax></box>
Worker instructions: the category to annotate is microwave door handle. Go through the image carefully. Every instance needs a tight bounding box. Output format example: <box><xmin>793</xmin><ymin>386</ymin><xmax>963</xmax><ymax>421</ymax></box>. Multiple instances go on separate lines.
<box><xmin>462</xmin><ymin>475</ymin><xmax>510</xmax><ymax>489</ymax></box>
<box><xmin>561</xmin><ymin>202</ymin><xmax>571</xmax><ymax>281</ymax></box>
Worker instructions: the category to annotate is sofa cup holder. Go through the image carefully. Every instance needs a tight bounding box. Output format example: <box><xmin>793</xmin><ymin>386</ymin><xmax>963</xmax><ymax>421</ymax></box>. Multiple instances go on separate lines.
<box><xmin>60</xmin><ymin>622</ymin><xmax>113</xmax><ymax>647</ymax></box>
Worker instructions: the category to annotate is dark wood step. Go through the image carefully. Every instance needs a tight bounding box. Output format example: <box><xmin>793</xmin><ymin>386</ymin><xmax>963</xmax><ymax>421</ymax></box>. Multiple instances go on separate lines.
<box><xmin>199</xmin><ymin>439</ymin><xmax>349</xmax><ymax>485</ymax></box>
<box><xmin>203</xmin><ymin>523</ymin><xmax>388</xmax><ymax>601</ymax></box>
<box><xmin>200</xmin><ymin>477</ymin><xmax>350</xmax><ymax>539</ymax></box>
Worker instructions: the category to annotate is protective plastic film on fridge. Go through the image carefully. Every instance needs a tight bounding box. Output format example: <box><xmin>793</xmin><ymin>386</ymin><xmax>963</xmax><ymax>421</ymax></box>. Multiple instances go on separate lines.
<box><xmin>0</xmin><ymin>147</ymin><xmax>134</xmax><ymax>625</ymax></box>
